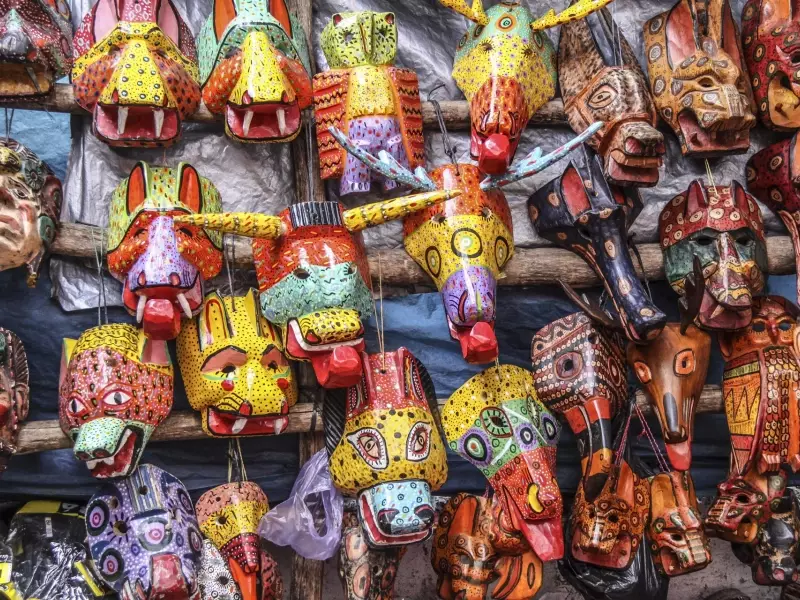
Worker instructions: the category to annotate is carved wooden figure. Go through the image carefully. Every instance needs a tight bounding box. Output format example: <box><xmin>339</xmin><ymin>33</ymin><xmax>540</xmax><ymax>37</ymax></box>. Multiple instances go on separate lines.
<box><xmin>339</xmin><ymin>513</ymin><xmax>405</xmax><ymax>600</ymax></box>
<box><xmin>0</xmin><ymin>328</ymin><xmax>27</xmax><ymax>476</ymax></box>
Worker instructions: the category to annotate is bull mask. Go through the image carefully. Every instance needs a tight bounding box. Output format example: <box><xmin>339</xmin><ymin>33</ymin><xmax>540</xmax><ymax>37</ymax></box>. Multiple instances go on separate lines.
<box><xmin>339</xmin><ymin>512</ymin><xmax>406</xmax><ymax>600</ymax></box>
<box><xmin>324</xmin><ymin>348</ymin><xmax>447</xmax><ymax>547</ymax></box>
<box><xmin>643</xmin><ymin>0</ymin><xmax>756</xmax><ymax>156</ymax></box>
<box><xmin>528</xmin><ymin>146</ymin><xmax>667</xmax><ymax>343</ymax></box>
<box><xmin>0</xmin><ymin>328</ymin><xmax>28</xmax><ymax>476</ymax></box>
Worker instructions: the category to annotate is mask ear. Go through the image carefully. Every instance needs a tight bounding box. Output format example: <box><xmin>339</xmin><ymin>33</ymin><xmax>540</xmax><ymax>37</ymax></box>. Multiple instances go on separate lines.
<box><xmin>560</xmin><ymin>164</ymin><xmax>591</xmax><ymax>217</ymax></box>
<box><xmin>127</xmin><ymin>162</ymin><xmax>148</xmax><ymax>214</ymax></box>
<box><xmin>760</xmin><ymin>0</ymin><xmax>790</xmax><ymax>36</ymax></box>
<box><xmin>92</xmin><ymin>0</ymin><xmax>119</xmax><ymax>43</ymax></box>
<box><xmin>198</xmin><ymin>292</ymin><xmax>232</xmax><ymax>350</ymax></box>
<box><xmin>157</xmin><ymin>0</ymin><xmax>180</xmax><ymax>45</ymax></box>
<box><xmin>685</xmin><ymin>180</ymin><xmax>707</xmax><ymax>216</ymax></box>
<box><xmin>59</xmin><ymin>338</ymin><xmax>77</xmax><ymax>393</ymax></box>
<box><xmin>269</xmin><ymin>0</ymin><xmax>293</xmax><ymax>36</ymax></box>
<box><xmin>177</xmin><ymin>164</ymin><xmax>202</xmax><ymax>213</ymax></box>
<box><xmin>214</xmin><ymin>0</ymin><xmax>237</xmax><ymax>39</ymax></box>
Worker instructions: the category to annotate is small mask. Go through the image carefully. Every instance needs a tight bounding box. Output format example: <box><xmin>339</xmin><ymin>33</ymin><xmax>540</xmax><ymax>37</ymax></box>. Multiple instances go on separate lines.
<box><xmin>72</xmin><ymin>0</ymin><xmax>200</xmax><ymax>146</ymax></box>
<box><xmin>648</xmin><ymin>470</ymin><xmax>711</xmax><ymax>576</ymax></box>
<box><xmin>0</xmin><ymin>328</ymin><xmax>28</xmax><ymax>476</ymax></box>
<box><xmin>314</xmin><ymin>11</ymin><xmax>424</xmax><ymax>195</ymax></box>
<box><xmin>0</xmin><ymin>139</ymin><xmax>62</xmax><ymax>287</ymax></box>
<box><xmin>175</xmin><ymin>190</ymin><xmax>456</xmax><ymax>388</ymax></box>
<box><xmin>742</xmin><ymin>0</ymin><xmax>800</xmax><ymax>130</ymax></box>
<box><xmin>642</xmin><ymin>0</ymin><xmax>756</xmax><ymax>156</ymax></box>
<box><xmin>199</xmin><ymin>539</ymin><xmax>242</xmax><ymax>600</ymax></box>
<box><xmin>442</xmin><ymin>364</ymin><xmax>563</xmax><ymax>561</ymax></box>
<box><xmin>324</xmin><ymin>348</ymin><xmax>447</xmax><ymax>547</ymax></box>
<box><xmin>106</xmin><ymin>162</ymin><xmax>223</xmax><ymax>341</ymax></box>
<box><xmin>0</xmin><ymin>0</ymin><xmax>72</xmax><ymax>99</ymax></box>
<box><xmin>489</xmin><ymin>499</ymin><xmax>544</xmax><ymax>599</ymax></box>
<box><xmin>559</xmin><ymin>8</ymin><xmax>665</xmax><ymax>186</ymax></box>
<box><xmin>531</xmin><ymin>312</ymin><xmax>628</xmax><ymax>501</ymax></box>
<box><xmin>528</xmin><ymin>147</ymin><xmax>667</xmax><ymax>343</ymax></box>
<box><xmin>196</xmin><ymin>481</ymin><xmax>282</xmax><ymax>600</ymax></box>
<box><xmin>58</xmin><ymin>324</ymin><xmax>173</xmax><ymax>478</ymax></box>
<box><xmin>86</xmin><ymin>464</ymin><xmax>203</xmax><ymax>598</ymax></box>
<box><xmin>660</xmin><ymin>180</ymin><xmax>767</xmax><ymax>331</ymax></box>
<box><xmin>339</xmin><ymin>513</ymin><xmax>406</xmax><ymax>600</ymax></box>
<box><xmin>197</xmin><ymin>0</ymin><xmax>312</xmax><ymax>142</ymax></box>
<box><xmin>719</xmin><ymin>295</ymin><xmax>800</xmax><ymax>475</ymax></box>
<box><xmin>628</xmin><ymin>323</ymin><xmax>711</xmax><ymax>470</ymax></box>
<box><xmin>177</xmin><ymin>289</ymin><xmax>297</xmax><ymax>437</ymax></box>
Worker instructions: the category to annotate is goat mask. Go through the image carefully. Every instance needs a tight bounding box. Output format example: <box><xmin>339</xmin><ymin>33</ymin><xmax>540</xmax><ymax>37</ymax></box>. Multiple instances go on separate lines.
<box><xmin>0</xmin><ymin>328</ymin><xmax>27</xmax><ymax>476</ymax></box>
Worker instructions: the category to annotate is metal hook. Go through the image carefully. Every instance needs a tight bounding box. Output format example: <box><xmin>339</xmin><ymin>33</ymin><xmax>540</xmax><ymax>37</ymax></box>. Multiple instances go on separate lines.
<box><xmin>427</xmin><ymin>83</ymin><xmax>460</xmax><ymax>174</ymax></box>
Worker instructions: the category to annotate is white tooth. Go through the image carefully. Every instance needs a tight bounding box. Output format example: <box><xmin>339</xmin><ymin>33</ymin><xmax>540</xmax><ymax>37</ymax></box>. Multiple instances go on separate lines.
<box><xmin>277</xmin><ymin>108</ymin><xmax>287</xmax><ymax>135</ymax></box>
<box><xmin>177</xmin><ymin>293</ymin><xmax>193</xmax><ymax>319</ymax></box>
<box><xmin>154</xmin><ymin>109</ymin><xmax>164</xmax><ymax>138</ymax></box>
<box><xmin>118</xmin><ymin>106</ymin><xmax>128</xmax><ymax>135</ymax></box>
<box><xmin>232</xmin><ymin>417</ymin><xmax>247</xmax><ymax>434</ymax></box>
<box><xmin>136</xmin><ymin>294</ymin><xmax>146</xmax><ymax>323</ymax></box>
<box><xmin>243</xmin><ymin>110</ymin><xmax>254</xmax><ymax>136</ymax></box>
<box><xmin>86</xmin><ymin>458</ymin><xmax>99</xmax><ymax>469</ymax></box>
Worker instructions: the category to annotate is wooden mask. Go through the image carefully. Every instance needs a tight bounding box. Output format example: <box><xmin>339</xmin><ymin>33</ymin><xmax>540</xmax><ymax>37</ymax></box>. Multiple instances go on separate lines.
<box><xmin>627</xmin><ymin>323</ymin><xmax>712</xmax><ymax>470</ymax></box>
<box><xmin>339</xmin><ymin>513</ymin><xmax>406</xmax><ymax>600</ymax></box>
<box><xmin>531</xmin><ymin>312</ymin><xmax>628</xmax><ymax>502</ymax></box>
<box><xmin>528</xmin><ymin>147</ymin><xmax>667</xmax><ymax>343</ymax></box>
<box><xmin>643</xmin><ymin>0</ymin><xmax>756</xmax><ymax>156</ymax></box>
<box><xmin>559</xmin><ymin>8</ymin><xmax>665</xmax><ymax>187</ymax></box>
<box><xmin>0</xmin><ymin>328</ymin><xmax>28</xmax><ymax>476</ymax></box>
<box><xmin>660</xmin><ymin>180</ymin><xmax>767</xmax><ymax>331</ymax></box>
<box><xmin>198</xmin><ymin>540</ymin><xmax>242</xmax><ymax>600</ymax></box>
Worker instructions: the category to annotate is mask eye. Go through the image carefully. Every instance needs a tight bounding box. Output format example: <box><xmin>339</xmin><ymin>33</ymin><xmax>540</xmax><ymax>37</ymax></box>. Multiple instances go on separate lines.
<box><xmin>674</xmin><ymin>350</ymin><xmax>695</xmax><ymax>375</ymax></box>
<box><xmin>346</xmin><ymin>428</ymin><xmax>388</xmax><ymax>470</ymax></box>
<box><xmin>779</xmin><ymin>319</ymin><xmax>794</xmax><ymax>332</ymax></box>
<box><xmin>67</xmin><ymin>395</ymin><xmax>91</xmax><ymax>418</ymax></box>
<box><xmin>480</xmin><ymin>407</ymin><xmax>512</xmax><ymax>438</ymax></box>
<box><xmin>634</xmin><ymin>360</ymin><xmax>652</xmax><ymax>384</ymax></box>
<box><xmin>406</xmin><ymin>422</ymin><xmax>432</xmax><ymax>461</ymax></box>
<box><xmin>262</xmin><ymin>347</ymin><xmax>288</xmax><ymax>370</ymax></box>
<box><xmin>102</xmin><ymin>389</ymin><xmax>132</xmax><ymax>408</ymax></box>
<box><xmin>693</xmin><ymin>235</ymin><xmax>715</xmax><ymax>247</ymax></box>
<box><xmin>555</xmin><ymin>351</ymin><xmax>583</xmax><ymax>380</ymax></box>
<box><xmin>752</xmin><ymin>321</ymin><xmax>767</xmax><ymax>333</ymax></box>
<box><xmin>293</xmin><ymin>267</ymin><xmax>310</xmax><ymax>280</ymax></box>
<box><xmin>462</xmin><ymin>431</ymin><xmax>491</xmax><ymax>466</ymax></box>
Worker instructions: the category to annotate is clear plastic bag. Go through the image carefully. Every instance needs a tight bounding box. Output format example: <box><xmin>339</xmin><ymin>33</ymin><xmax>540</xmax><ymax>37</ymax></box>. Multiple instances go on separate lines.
<box><xmin>258</xmin><ymin>449</ymin><xmax>343</xmax><ymax>561</ymax></box>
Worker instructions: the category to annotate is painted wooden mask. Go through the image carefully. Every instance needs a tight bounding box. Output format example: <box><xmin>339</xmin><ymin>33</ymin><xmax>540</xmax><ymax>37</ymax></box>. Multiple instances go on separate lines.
<box><xmin>58</xmin><ymin>324</ymin><xmax>173</xmax><ymax>479</ymax></box>
<box><xmin>197</xmin><ymin>0</ymin><xmax>312</xmax><ymax>143</ymax></box>
<box><xmin>660</xmin><ymin>180</ymin><xmax>767</xmax><ymax>331</ymax></box>
<box><xmin>442</xmin><ymin>364</ymin><xmax>563</xmax><ymax>562</ymax></box>
<box><xmin>339</xmin><ymin>512</ymin><xmax>406</xmax><ymax>600</ymax></box>
<box><xmin>72</xmin><ymin>0</ymin><xmax>200</xmax><ymax>147</ymax></box>
<box><xmin>528</xmin><ymin>147</ymin><xmax>667</xmax><ymax>343</ymax></box>
<box><xmin>642</xmin><ymin>0</ymin><xmax>756</xmax><ymax>156</ymax></box>
<box><xmin>559</xmin><ymin>7</ymin><xmax>665</xmax><ymax>187</ymax></box>
<box><xmin>86</xmin><ymin>464</ymin><xmax>203</xmax><ymax>599</ymax></box>
<box><xmin>177</xmin><ymin>289</ymin><xmax>297</xmax><ymax>437</ymax></box>
<box><xmin>531</xmin><ymin>313</ymin><xmax>628</xmax><ymax>502</ymax></box>
<box><xmin>648</xmin><ymin>470</ymin><xmax>711</xmax><ymax>576</ymax></box>
<box><xmin>324</xmin><ymin>348</ymin><xmax>447</xmax><ymax>547</ymax></box>
<box><xmin>106</xmin><ymin>162</ymin><xmax>223</xmax><ymax>341</ymax></box>
<box><xmin>0</xmin><ymin>0</ymin><xmax>72</xmax><ymax>99</ymax></box>
<box><xmin>199</xmin><ymin>539</ymin><xmax>242</xmax><ymax>600</ymax></box>
<box><xmin>176</xmin><ymin>191</ymin><xmax>456</xmax><ymax>388</ymax></box>
<box><xmin>0</xmin><ymin>328</ymin><xmax>27</xmax><ymax>476</ymax></box>
<box><xmin>627</xmin><ymin>323</ymin><xmax>712</xmax><ymax>471</ymax></box>
<box><xmin>196</xmin><ymin>481</ymin><xmax>283</xmax><ymax>600</ymax></box>
<box><xmin>0</xmin><ymin>139</ymin><xmax>62</xmax><ymax>287</ymax></box>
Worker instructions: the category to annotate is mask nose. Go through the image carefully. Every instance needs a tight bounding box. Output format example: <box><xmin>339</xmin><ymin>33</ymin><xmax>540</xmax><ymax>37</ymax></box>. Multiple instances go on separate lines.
<box><xmin>478</xmin><ymin>134</ymin><xmax>511</xmax><ymax>175</ymax></box>
<box><xmin>0</xmin><ymin>27</ymin><xmax>33</xmax><ymax>62</ymax></box>
<box><xmin>619</xmin><ymin>122</ymin><xmax>665</xmax><ymax>156</ymax></box>
<box><xmin>442</xmin><ymin>267</ymin><xmax>496</xmax><ymax>326</ymax></box>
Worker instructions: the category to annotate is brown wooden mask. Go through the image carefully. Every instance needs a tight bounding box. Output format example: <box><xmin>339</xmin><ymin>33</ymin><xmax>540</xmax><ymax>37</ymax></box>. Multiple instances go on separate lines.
<box><xmin>643</xmin><ymin>0</ymin><xmax>756</xmax><ymax>156</ymax></box>
<box><xmin>559</xmin><ymin>8</ymin><xmax>665</xmax><ymax>187</ymax></box>
<box><xmin>0</xmin><ymin>328</ymin><xmax>28</xmax><ymax>476</ymax></box>
<box><xmin>627</xmin><ymin>323</ymin><xmax>711</xmax><ymax>471</ymax></box>
<box><xmin>339</xmin><ymin>513</ymin><xmax>406</xmax><ymax>600</ymax></box>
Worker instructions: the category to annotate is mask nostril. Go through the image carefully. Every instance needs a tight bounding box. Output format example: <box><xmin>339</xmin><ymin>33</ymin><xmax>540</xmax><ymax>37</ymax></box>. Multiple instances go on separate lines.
<box><xmin>137</xmin><ymin>271</ymin><xmax>146</xmax><ymax>286</ymax></box>
<box><xmin>169</xmin><ymin>272</ymin><xmax>181</xmax><ymax>286</ymax></box>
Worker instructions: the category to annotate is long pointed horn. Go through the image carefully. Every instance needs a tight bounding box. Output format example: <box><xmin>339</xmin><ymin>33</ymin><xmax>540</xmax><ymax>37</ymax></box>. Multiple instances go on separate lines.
<box><xmin>531</xmin><ymin>0</ymin><xmax>614</xmax><ymax>31</ymax></box>
<box><xmin>439</xmin><ymin>0</ymin><xmax>489</xmax><ymax>25</ymax></box>
<box><xmin>344</xmin><ymin>190</ymin><xmax>461</xmax><ymax>232</ymax></box>
<box><xmin>173</xmin><ymin>213</ymin><xmax>284</xmax><ymax>239</ymax></box>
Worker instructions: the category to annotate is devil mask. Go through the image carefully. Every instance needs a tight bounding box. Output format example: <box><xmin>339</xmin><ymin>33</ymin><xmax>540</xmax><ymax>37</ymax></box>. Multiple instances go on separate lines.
<box><xmin>643</xmin><ymin>0</ymin><xmax>756</xmax><ymax>156</ymax></box>
<box><xmin>197</xmin><ymin>0</ymin><xmax>311</xmax><ymax>142</ymax></box>
<box><xmin>177</xmin><ymin>289</ymin><xmax>297</xmax><ymax>437</ymax></box>
<box><xmin>628</xmin><ymin>323</ymin><xmax>711</xmax><ymax>470</ymax></box>
<box><xmin>58</xmin><ymin>324</ymin><xmax>173</xmax><ymax>479</ymax></box>
<box><xmin>0</xmin><ymin>139</ymin><xmax>61</xmax><ymax>287</ymax></box>
<box><xmin>72</xmin><ymin>0</ymin><xmax>200</xmax><ymax>147</ymax></box>
<box><xmin>175</xmin><ymin>191</ymin><xmax>456</xmax><ymax>388</ymax></box>
<box><xmin>442</xmin><ymin>364</ymin><xmax>563</xmax><ymax>561</ymax></box>
<box><xmin>86</xmin><ymin>464</ymin><xmax>203</xmax><ymax>599</ymax></box>
<box><xmin>528</xmin><ymin>147</ymin><xmax>667</xmax><ymax>343</ymax></box>
<box><xmin>324</xmin><ymin>348</ymin><xmax>447</xmax><ymax>547</ymax></box>
<box><xmin>559</xmin><ymin>7</ymin><xmax>665</xmax><ymax>187</ymax></box>
<box><xmin>107</xmin><ymin>162</ymin><xmax>223</xmax><ymax>341</ymax></box>
<box><xmin>0</xmin><ymin>328</ymin><xmax>27</xmax><ymax>476</ymax></box>
<box><xmin>339</xmin><ymin>512</ymin><xmax>406</xmax><ymax>600</ymax></box>
<box><xmin>660</xmin><ymin>180</ymin><xmax>767</xmax><ymax>331</ymax></box>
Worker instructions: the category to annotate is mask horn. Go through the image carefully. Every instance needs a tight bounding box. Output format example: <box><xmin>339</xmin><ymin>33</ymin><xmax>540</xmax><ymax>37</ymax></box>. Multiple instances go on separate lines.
<box><xmin>343</xmin><ymin>190</ymin><xmax>461</xmax><ymax>232</ymax></box>
<box><xmin>172</xmin><ymin>213</ymin><xmax>284</xmax><ymax>239</ymax></box>
<box><xmin>439</xmin><ymin>0</ymin><xmax>489</xmax><ymax>25</ymax></box>
<box><xmin>559</xmin><ymin>281</ymin><xmax>620</xmax><ymax>330</ymax></box>
<box><xmin>531</xmin><ymin>0</ymin><xmax>614</xmax><ymax>31</ymax></box>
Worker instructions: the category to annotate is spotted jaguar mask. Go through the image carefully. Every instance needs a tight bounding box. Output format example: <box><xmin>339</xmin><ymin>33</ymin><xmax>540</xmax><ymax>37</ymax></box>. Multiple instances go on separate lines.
<box><xmin>58</xmin><ymin>324</ymin><xmax>173</xmax><ymax>479</ymax></box>
<box><xmin>0</xmin><ymin>328</ymin><xmax>27</xmax><ymax>476</ymax></box>
<box><xmin>177</xmin><ymin>289</ymin><xmax>297</xmax><ymax>438</ymax></box>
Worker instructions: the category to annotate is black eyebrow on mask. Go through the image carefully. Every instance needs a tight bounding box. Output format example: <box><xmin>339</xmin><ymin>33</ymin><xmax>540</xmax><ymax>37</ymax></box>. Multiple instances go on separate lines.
<box><xmin>200</xmin><ymin>345</ymin><xmax>248</xmax><ymax>371</ymax></box>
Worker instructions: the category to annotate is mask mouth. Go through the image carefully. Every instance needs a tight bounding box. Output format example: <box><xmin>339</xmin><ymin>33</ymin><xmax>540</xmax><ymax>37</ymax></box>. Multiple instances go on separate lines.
<box><xmin>502</xmin><ymin>485</ymin><xmax>564</xmax><ymax>561</ymax></box>
<box><xmin>95</xmin><ymin>104</ymin><xmax>180</xmax><ymax>145</ymax></box>
<box><xmin>696</xmin><ymin>286</ymin><xmax>753</xmax><ymax>330</ymax></box>
<box><xmin>677</xmin><ymin>110</ymin><xmax>751</xmax><ymax>157</ymax></box>
<box><xmin>768</xmin><ymin>75</ymin><xmax>800</xmax><ymax>128</ymax></box>
<box><xmin>0</xmin><ymin>61</ymin><xmax>51</xmax><ymax>98</ymax></box>
<box><xmin>150</xmin><ymin>553</ymin><xmax>193</xmax><ymax>599</ymax></box>
<box><xmin>206</xmin><ymin>405</ymin><xmax>289</xmax><ymax>436</ymax></box>
<box><xmin>447</xmin><ymin>319</ymin><xmax>498</xmax><ymax>364</ymax></box>
<box><xmin>357</xmin><ymin>481</ymin><xmax>434</xmax><ymax>547</ymax></box>
<box><xmin>83</xmin><ymin>427</ymin><xmax>143</xmax><ymax>479</ymax></box>
<box><xmin>285</xmin><ymin>317</ymin><xmax>365</xmax><ymax>388</ymax></box>
<box><xmin>604</xmin><ymin>121</ymin><xmax>665</xmax><ymax>186</ymax></box>
<box><xmin>123</xmin><ymin>273</ymin><xmax>204</xmax><ymax>341</ymax></box>
<box><xmin>225</xmin><ymin>101</ymin><xmax>301</xmax><ymax>141</ymax></box>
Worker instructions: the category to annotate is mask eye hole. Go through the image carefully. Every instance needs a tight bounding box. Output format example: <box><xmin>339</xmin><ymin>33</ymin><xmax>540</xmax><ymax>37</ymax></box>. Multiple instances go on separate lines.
<box><xmin>698</xmin><ymin>77</ymin><xmax>715</xmax><ymax>89</ymax></box>
<box><xmin>694</xmin><ymin>235</ymin><xmax>715</xmax><ymax>247</ymax></box>
<box><xmin>577</xmin><ymin>226</ymin><xmax>592</xmax><ymax>241</ymax></box>
<box><xmin>262</xmin><ymin>347</ymin><xmax>288</xmax><ymax>370</ymax></box>
<box><xmin>634</xmin><ymin>360</ymin><xmax>652</xmax><ymax>383</ymax></box>
<box><xmin>670</xmin><ymin>533</ymin><xmax>683</xmax><ymax>542</ymax></box>
<box><xmin>177</xmin><ymin>227</ymin><xmax>194</xmax><ymax>237</ymax></box>
<box><xmin>674</xmin><ymin>350</ymin><xmax>695</xmax><ymax>375</ymax></box>
<box><xmin>293</xmin><ymin>268</ymin><xmax>310</xmax><ymax>280</ymax></box>
<box><xmin>779</xmin><ymin>320</ymin><xmax>794</xmax><ymax>332</ymax></box>
<box><xmin>791</xmin><ymin>52</ymin><xmax>800</xmax><ymax>65</ymax></box>
<box><xmin>608</xmin><ymin>514</ymin><xmax>619</xmax><ymax>524</ymax></box>
<box><xmin>735</xmin><ymin>233</ymin><xmax>753</xmax><ymax>246</ymax></box>
<box><xmin>736</xmin><ymin>494</ymin><xmax>751</xmax><ymax>504</ymax></box>
<box><xmin>555</xmin><ymin>352</ymin><xmax>583</xmax><ymax>380</ymax></box>
<box><xmin>752</xmin><ymin>321</ymin><xmax>767</xmax><ymax>333</ymax></box>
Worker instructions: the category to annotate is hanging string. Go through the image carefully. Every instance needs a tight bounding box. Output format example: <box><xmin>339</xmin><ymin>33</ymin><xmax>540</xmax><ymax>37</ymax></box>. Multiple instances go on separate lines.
<box><xmin>371</xmin><ymin>255</ymin><xmax>387</xmax><ymax>369</ymax></box>
<box><xmin>305</xmin><ymin>112</ymin><xmax>316</xmax><ymax>203</ymax></box>
<box><xmin>4</xmin><ymin>108</ymin><xmax>13</xmax><ymax>142</ymax></box>
<box><xmin>634</xmin><ymin>402</ymin><xmax>671</xmax><ymax>474</ymax></box>
<box><xmin>704</xmin><ymin>159</ymin><xmax>718</xmax><ymax>198</ymax></box>
<box><xmin>428</xmin><ymin>84</ymin><xmax>460</xmax><ymax>174</ymax></box>
<box><xmin>629</xmin><ymin>233</ymin><xmax>654</xmax><ymax>301</ymax></box>
<box><xmin>90</xmin><ymin>227</ymin><xmax>108</xmax><ymax>326</ymax></box>
<box><xmin>227</xmin><ymin>438</ymin><xmax>249</xmax><ymax>484</ymax></box>
<box><xmin>614</xmin><ymin>407</ymin><xmax>633</xmax><ymax>468</ymax></box>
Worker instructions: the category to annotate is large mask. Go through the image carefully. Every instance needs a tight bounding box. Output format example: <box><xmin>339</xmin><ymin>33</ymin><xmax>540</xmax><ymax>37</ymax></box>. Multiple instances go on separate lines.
<box><xmin>339</xmin><ymin>513</ymin><xmax>406</xmax><ymax>600</ymax></box>
<box><xmin>58</xmin><ymin>324</ymin><xmax>173</xmax><ymax>479</ymax></box>
<box><xmin>531</xmin><ymin>312</ymin><xmax>628</xmax><ymax>501</ymax></box>
<box><xmin>176</xmin><ymin>191</ymin><xmax>455</xmax><ymax>388</ymax></box>
<box><xmin>719</xmin><ymin>295</ymin><xmax>800</xmax><ymax>475</ymax></box>
<box><xmin>660</xmin><ymin>180</ymin><xmax>767</xmax><ymax>331</ymax></box>
<box><xmin>439</xmin><ymin>0</ymin><xmax>610</xmax><ymax>175</ymax></box>
<box><xmin>627</xmin><ymin>323</ymin><xmax>711</xmax><ymax>470</ymax></box>
<box><xmin>107</xmin><ymin>162</ymin><xmax>223</xmax><ymax>341</ymax></box>
<box><xmin>196</xmin><ymin>481</ymin><xmax>283</xmax><ymax>600</ymax></box>
<box><xmin>559</xmin><ymin>7</ymin><xmax>665</xmax><ymax>187</ymax></box>
<box><xmin>72</xmin><ymin>0</ymin><xmax>200</xmax><ymax>147</ymax></box>
<box><xmin>0</xmin><ymin>0</ymin><xmax>72</xmax><ymax>99</ymax></box>
<box><xmin>528</xmin><ymin>147</ymin><xmax>667</xmax><ymax>343</ymax></box>
<box><xmin>642</xmin><ymin>0</ymin><xmax>756</xmax><ymax>156</ymax></box>
<box><xmin>177</xmin><ymin>289</ymin><xmax>297</xmax><ymax>437</ymax></box>
<box><xmin>313</xmin><ymin>11</ymin><xmax>424</xmax><ymax>195</ymax></box>
<box><xmin>648</xmin><ymin>470</ymin><xmax>711</xmax><ymax>576</ymax></box>
<box><xmin>441</xmin><ymin>364</ymin><xmax>563</xmax><ymax>561</ymax></box>
<box><xmin>0</xmin><ymin>328</ymin><xmax>27</xmax><ymax>476</ymax></box>
<box><xmin>86</xmin><ymin>464</ymin><xmax>203</xmax><ymax>599</ymax></box>
<box><xmin>197</xmin><ymin>0</ymin><xmax>311</xmax><ymax>142</ymax></box>
<box><xmin>0</xmin><ymin>139</ymin><xmax>62</xmax><ymax>287</ymax></box>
